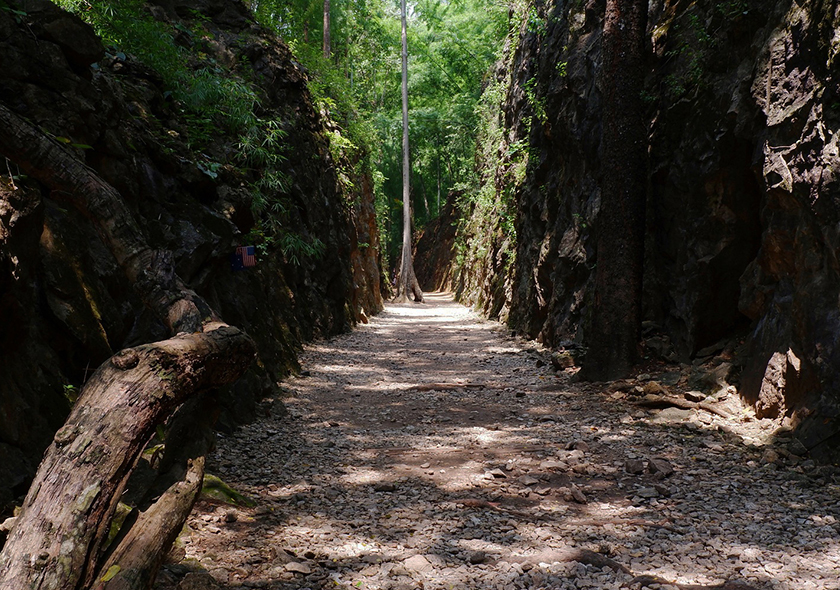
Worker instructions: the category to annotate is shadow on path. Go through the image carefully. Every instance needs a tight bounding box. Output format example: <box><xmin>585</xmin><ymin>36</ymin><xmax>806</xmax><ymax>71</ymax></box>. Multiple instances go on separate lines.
<box><xmin>158</xmin><ymin>294</ymin><xmax>840</xmax><ymax>590</ymax></box>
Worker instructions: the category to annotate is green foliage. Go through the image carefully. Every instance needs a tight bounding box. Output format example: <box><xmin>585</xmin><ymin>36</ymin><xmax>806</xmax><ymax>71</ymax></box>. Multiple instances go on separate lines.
<box><xmin>238</xmin><ymin>119</ymin><xmax>291</xmax><ymax>196</ymax></box>
<box><xmin>59</xmin><ymin>0</ymin><xmax>508</xmax><ymax>270</ymax></box>
<box><xmin>661</xmin><ymin>9</ymin><xmax>718</xmax><ymax>99</ymax></box>
<box><xmin>449</xmin><ymin>68</ymin><xmax>522</xmax><ymax>293</ymax></box>
<box><xmin>523</xmin><ymin>77</ymin><xmax>547</xmax><ymax>125</ymax></box>
<box><xmin>0</xmin><ymin>0</ymin><xmax>27</xmax><ymax>23</ymax></box>
<box><xmin>280</xmin><ymin>233</ymin><xmax>326</xmax><ymax>266</ymax></box>
<box><xmin>62</xmin><ymin>384</ymin><xmax>79</xmax><ymax>405</ymax></box>
<box><xmin>526</xmin><ymin>5</ymin><xmax>547</xmax><ymax>38</ymax></box>
<box><xmin>250</xmin><ymin>0</ymin><xmax>506</xmax><ymax>263</ymax></box>
<box><xmin>54</xmin><ymin>0</ymin><xmax>259</xmax><ymax>148</ymax></box>
<box><xmin>56</xmin><ymin>1</ymin><xmax>331</xmax><ymax>265</ymax></box>
<box><xmin>715</xmin><ymin>0</ymin><xmax>749</xmax><ymax>18</ymax></box>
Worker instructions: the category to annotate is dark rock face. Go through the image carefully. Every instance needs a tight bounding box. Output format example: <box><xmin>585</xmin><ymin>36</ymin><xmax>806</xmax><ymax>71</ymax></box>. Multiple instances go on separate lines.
<box><xmin>417</xmin><ymin>0</ymin><xmax>840</xmax><ymax>461</ymax></box>
<box><xmin>0</xmin><ymin>0</ymin><xmax>381</xmax><ymax>510</ymax></box>
<box><xmin>414</xmin><ymin>193</ymin><xmax>462</xmax><ymax>293</ymax></box>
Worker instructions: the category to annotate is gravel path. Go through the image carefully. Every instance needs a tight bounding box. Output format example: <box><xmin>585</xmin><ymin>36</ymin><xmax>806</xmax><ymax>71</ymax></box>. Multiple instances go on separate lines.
<box><xmin>160</xmin><ymin>293</ymin><xmax>840</xmax><ymax>590</ymax></box>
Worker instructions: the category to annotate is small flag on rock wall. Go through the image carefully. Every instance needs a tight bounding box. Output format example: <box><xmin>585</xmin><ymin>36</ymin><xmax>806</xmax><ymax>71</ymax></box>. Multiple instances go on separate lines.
<box><xmin>231</xmin><ymin>245</ymin><xmax>257</xmax><ymax>271</ymax></box>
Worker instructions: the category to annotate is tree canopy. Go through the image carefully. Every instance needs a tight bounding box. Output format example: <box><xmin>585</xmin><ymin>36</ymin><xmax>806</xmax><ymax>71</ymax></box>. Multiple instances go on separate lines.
<box><xmin>250</xmin><ymin>0</ymin><xmax>507</xmax><ymax>267</ymax></box>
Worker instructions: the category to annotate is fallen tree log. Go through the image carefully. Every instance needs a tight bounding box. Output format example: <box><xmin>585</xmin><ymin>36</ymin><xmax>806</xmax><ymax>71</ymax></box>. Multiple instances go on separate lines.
<box><xmin>0</xmin><ymin>326</ymin><xmax>254</xmax><ymax>589</ymax></box>
<box><xmin>0</xmin><ymin>102</ymin><xmax>256</xmax><ymax>589</ymax></box>
<box><xmin>634</xmin><ymin>394</ymin><xmax>732</xmax><ymax>419</ymax></box>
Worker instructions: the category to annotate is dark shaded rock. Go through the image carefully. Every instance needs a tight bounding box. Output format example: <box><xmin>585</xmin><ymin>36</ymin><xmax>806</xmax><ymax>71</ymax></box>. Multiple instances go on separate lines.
<box><xmin>624</xmin><ymin>459</ymin><xmax>645</xmax><ymax>475</ymax></box>
<box><xmin>415</xmin><ymin>192</ymin><xmax>463</xmax><ymax>292</ymax></box>
<box><xmin>0</xmin><ymin>0</ymin><xmax>382</xmax><ymax>505</ymax></box>
<box><xmin>0</xmin><ymin>444</ymin><xmax>30</xmax><ymax>512</ymax></box>
<box><xmin>688</xmin><ymin>362</ymin><xmax>733</xmax><ymax>394</ymax></box>
<box><xmin>177</xmin><ymin>572</ymin><xmax>222</xmax><ymax>590</ymax></box>
<box><xmin>684</xmin><ymin>391</ymin><xmax>706</xmax><ymax>403</ymax></box>
<box><xmin>550</xmin><ymin>351</ymin><xmax>576</xmax><ymax>370</ymax></box>
<box><xmin>30</xmin><ymin>0</ymin><xmax>105</xmax><ymax>71</ymax></box>
<box><xmin>468</xmin><ymin>551</ymin><xmax>487</xmax><ymax>565</ymax></box>
<box><xmin>647</xmin><ymin>458</ymin><xmax>674</xmax><ymax>477</ymax></box>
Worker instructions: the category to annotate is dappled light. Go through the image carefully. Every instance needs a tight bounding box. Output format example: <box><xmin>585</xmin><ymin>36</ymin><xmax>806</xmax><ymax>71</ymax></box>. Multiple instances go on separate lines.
<box><xmin>4</xmin><ymin>0</ymin><xmax>839</xmax><ymax>588</ymax></box>
<box><xmin>164</xmin><ymin>294</ymin><xmax>840</xmax><ymax>590</ymax></box>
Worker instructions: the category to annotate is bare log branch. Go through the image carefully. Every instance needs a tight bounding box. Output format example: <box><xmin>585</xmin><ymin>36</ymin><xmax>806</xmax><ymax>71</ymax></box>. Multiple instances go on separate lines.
<box><xmin>0</xmin><ymin>325</ymin><xmax>255</xmax><ymax>590</ymax></box>
<box><xmin>634</xmin><ymin>394</ymin><xmax>732</xmax><ymax>419</ymax></box>
<box><xmin>92</xmin><ymin>457</ymin><xmax>206</xmax><ymax>590</ymax></box>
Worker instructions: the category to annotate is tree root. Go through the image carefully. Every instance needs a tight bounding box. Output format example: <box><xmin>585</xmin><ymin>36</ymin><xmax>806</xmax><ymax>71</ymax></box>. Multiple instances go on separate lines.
<box><xmin>627</xmin><ymin>574</ymin><xmax>761</xmax><ymax>589</ymax></box>
<box><xmin>634</xmin><ymin>394</ymin><xmax>732</xmax><ymax>419</ymax></box>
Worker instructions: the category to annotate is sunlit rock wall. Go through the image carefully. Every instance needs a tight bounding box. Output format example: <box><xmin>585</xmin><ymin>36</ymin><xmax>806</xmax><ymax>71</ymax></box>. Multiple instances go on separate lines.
<box><xmin>419</xmin><ymin>0</ymin><xmax>840</xmax><ymax>461</ymax></box>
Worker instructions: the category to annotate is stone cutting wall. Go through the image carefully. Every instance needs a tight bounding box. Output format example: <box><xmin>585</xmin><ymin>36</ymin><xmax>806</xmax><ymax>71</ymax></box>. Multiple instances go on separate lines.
<box><xmin>417</xmin><ymin>0</ymin><xmax>840</xmax><ymax>461</ymax></box>
<box><xmin>0</xmin><ymin>0</ymin><xmax>382</xmax><ymax>511</ymax></box>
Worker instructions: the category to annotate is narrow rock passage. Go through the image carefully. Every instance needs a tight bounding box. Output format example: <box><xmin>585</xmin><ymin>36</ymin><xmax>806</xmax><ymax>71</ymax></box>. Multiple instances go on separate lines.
<box><xmin>162</xmin><ymin>294</ymin><xmax>840</xmax><ymax>590</ymax></box>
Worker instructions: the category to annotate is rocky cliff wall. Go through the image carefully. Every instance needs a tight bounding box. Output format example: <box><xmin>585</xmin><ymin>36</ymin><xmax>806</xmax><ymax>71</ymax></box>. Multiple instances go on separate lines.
<box><xmin>417</xmin><ymin>0</ymin><xmax>840</xmax><ymax>461</ymax></box>
<box><xmin>0</xmin><ymin>0</ymin><xmax>382</xmax><ymax>512</ymax></box>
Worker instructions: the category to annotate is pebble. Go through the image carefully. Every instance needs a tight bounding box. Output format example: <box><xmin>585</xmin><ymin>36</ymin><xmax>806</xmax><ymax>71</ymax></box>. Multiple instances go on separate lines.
<box><xmin>648</xmin><ymin>458</ymin><xmax>674</xmax><ymax>476</ymax></box>
<box><xmin>468</xmin><ymin>551</ymin><xmax>488</xmax><ymax>564</ymax></box>
<box><xmin>284</xmin><ymin>562</ymin><xmax>311</xmax><ymax>575</ymax></box>
<box><xmin>403</xmin><ymin>555</ymin><xmax>433</xmax><ymax>573</ymax></box>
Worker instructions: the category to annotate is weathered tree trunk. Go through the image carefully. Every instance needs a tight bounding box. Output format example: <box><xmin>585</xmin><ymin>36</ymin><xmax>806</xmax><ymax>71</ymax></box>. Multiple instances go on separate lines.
<box><xmin>582</xmin><ymin>0</ymin><xmax>648</xmax><ymax>381</ymax></box>
<box><xmin>0</xmin><ymin>105</ymin><xmax>211</xmax><ymax>334</ymax></box>
<box><xmin>0</xmin><ymin>103</ymin><xmax>256</xmax><ymax>589</ymax></box>
<box><xmin>394</xmin><ymin>0</ymin><xmax>423</xmax><ymax>303</ymax></box>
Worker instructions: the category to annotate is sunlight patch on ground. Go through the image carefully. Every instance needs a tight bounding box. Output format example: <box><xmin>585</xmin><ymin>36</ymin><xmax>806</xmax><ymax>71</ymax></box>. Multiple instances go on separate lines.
<box><xmin>338</xmin><ymin>467</ymin><xmax>388</xmax><ymax>485</ymax></box>
<box><xmin>180</xmin><ymin>291</ymin><xmax>840</xmax><ymax>590</ymax></box>
<box><xmin>484</xmin><ymin>345</ymin><xmax>525</xmax><ymax>354</ymax></box>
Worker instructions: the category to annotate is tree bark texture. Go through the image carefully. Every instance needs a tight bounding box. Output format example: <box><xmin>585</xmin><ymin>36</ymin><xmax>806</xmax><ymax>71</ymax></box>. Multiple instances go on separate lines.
<box><xmin>93</xmin><ymin>457</ymin><xmax>205</xmax><ymax>590</ymax></box>
<box><xmin>394</xmin><ymin>0</ymin><xmax>423</xmax><ymax>303</ymax></box>
<box><xmin>583</xmin><ymin>0</ymin><xmax>648</xmax><ymax>380</ymax></box>
<box><xmin>0</xmin><ymin>102</ymin><xmax>256</xmax><ymax>589</ymax></box>
<box><xmin>0</xmin><ymin>104</ymin><xmax>214</xmax><ymax>334</ymax></box>
<box><xmin>0</xmin><ymin>327</ymin><xmax>254</xmax><ymax>590</ymax></box>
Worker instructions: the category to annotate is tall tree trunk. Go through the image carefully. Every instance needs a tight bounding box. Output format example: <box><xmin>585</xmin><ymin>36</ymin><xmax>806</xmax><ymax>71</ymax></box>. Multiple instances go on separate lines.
<box><xmin>582</xmin><ymin>0</ymin><xmax>648</xmax><ymax>381</ymax></box>
<box><xmin>420</xmin><ymin>176</ymin><xmax>429</xmax><ymax>222</ymax></box>
<box><xmin>323</xmin><ymin>0</ymin><xmax>331</xmax><ymax>59</ymax></box>
<box><xmin>394</xmin><ymin>0</ymin><xmax>423</xmax><ymax>303</ymax></box>
<box><xmin>436</xmin><ymin>127</ymin><xmax>441</xmax><ymax>217</ymax></box>
<box><xmin>0</xmin><ymin>103</ymin><xmax>256</xmax><ymax>590</ymax></box>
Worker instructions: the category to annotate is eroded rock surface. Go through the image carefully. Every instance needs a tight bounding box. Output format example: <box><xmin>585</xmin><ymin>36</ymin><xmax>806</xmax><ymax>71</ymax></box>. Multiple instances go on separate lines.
<box><xmin>416</xmin><ymin>0</ymin><xmax>840</xmax><ymax>461</ymax></box>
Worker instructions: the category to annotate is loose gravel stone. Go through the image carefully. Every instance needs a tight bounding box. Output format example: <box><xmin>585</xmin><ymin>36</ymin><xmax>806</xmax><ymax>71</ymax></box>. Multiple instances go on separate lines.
<box><xmin>158</xmin><ymin>295</ymin><xmax>840</xmax><ymax>590</ymax></box>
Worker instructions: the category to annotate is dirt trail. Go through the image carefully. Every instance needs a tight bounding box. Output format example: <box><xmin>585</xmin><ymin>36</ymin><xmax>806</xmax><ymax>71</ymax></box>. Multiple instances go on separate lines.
<box><xmin>158</xmin><ymin>293</ymin><xmax>840</xmax><ymax>590</ymax></box>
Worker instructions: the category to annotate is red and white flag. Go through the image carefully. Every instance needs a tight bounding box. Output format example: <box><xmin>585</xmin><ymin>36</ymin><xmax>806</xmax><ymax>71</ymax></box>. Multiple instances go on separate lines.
<box><xmin>236</xmin><ymin>246</ymin><xmax>256</xmax><ymax>268</ymax></box>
